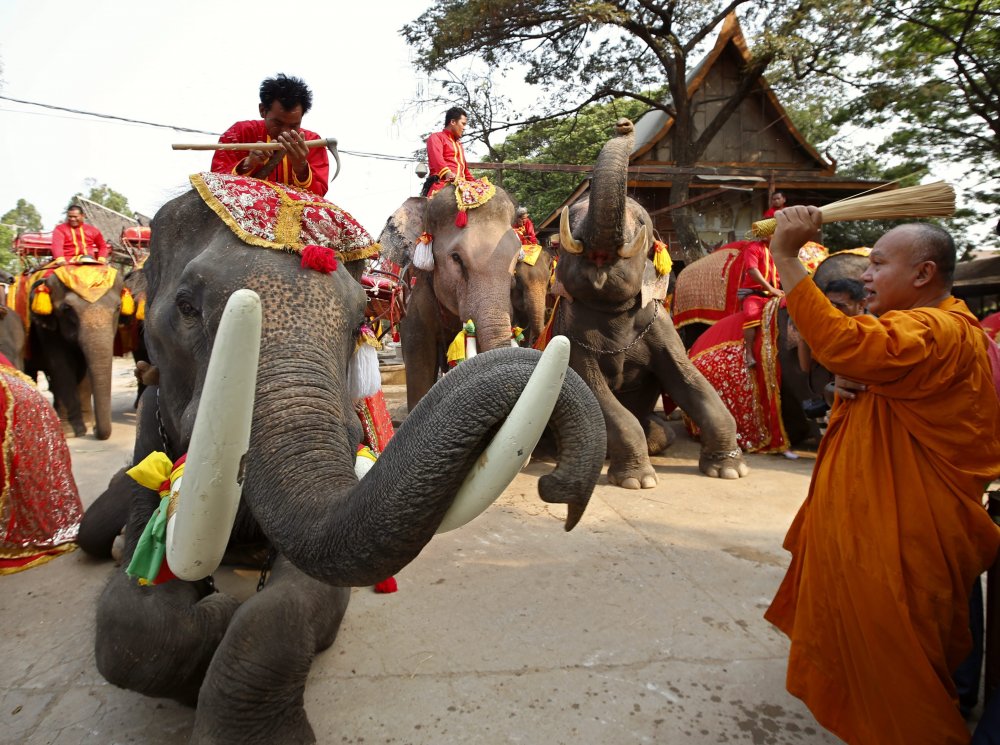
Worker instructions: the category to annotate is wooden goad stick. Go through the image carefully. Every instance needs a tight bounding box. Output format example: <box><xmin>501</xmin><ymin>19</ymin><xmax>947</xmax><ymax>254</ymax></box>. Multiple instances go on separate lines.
<box><xmin>749</xmin><ymin>181</ymin><xmax>955</xmax><ymax>238</ymax></box>
<box><xmin>172</xmin><ymin>139</ymin><xmax>337</xmax><ymax>152</ymax></box>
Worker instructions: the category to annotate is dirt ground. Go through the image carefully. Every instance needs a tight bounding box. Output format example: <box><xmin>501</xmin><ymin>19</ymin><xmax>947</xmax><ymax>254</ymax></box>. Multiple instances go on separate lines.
<box><xmin>0</xmin><ymin>356</ymin><xmax>983</xmax><ymax>744</ymax></box>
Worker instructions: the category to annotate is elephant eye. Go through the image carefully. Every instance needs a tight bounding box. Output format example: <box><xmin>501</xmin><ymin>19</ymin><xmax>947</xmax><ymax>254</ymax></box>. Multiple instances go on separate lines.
<box><xmin>450</xmin><ymin>252</ymin><xmax>462</xmax><ymax>265</ymax></box>
<box><xmin>175</xmin><ymin>291</ymin><xmax>199</xmax><ymax>318</ymax></box>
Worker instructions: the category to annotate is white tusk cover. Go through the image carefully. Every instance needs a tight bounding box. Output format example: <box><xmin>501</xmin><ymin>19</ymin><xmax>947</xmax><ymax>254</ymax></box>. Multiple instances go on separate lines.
<box><xmin>166</xmin><ymin>289</ymin><xmax>261</xmax><ymax>580</ymax></box>
<box><xmin>436</xmin><ymin>335</ymin><xmax>570</xmax><ymax>533</ymax></box>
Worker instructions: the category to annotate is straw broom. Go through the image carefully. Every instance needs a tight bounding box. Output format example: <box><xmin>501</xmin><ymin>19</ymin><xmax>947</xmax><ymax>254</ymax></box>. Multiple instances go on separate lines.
<box><xmin>748</xmin><ymin>181</ymin><xmax>955</xmax><ymax>238</ymax></box>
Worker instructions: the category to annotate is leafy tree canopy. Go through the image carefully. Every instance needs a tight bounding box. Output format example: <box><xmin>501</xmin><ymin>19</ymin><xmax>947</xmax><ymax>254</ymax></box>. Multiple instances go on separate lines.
<box><xmin>75</xmin><ymin>180</ymin><xmax>134</xmax><ymax>219</ymax></box>
<box><xmin>0</xmin><ymin>199</ymin><xmax>44</xmax><ymax>274</ymax></box>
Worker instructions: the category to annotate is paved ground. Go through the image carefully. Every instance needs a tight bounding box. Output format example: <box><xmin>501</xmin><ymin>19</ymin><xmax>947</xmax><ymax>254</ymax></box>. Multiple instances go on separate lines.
<box><xmin>0</xmin><ymin>357</ymin><xmax>977</xmax><ymax>744</ymax></box>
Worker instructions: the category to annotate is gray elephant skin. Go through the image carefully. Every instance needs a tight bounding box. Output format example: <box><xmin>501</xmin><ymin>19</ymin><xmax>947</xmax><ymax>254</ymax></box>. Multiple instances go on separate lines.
<box><xmin>79</xmin><ymin>189</ymin><xmax>606</xmax><ymax>745</ymax></box>
<box><xmin>0</xmin><ymin>305</ymin><xmax>26</xmax><ymax>370</ymax></box>
<box><xmin>26</xmin><ymin>264</ymin><xmax>123</xmax><ymax>439</ymax></box>
<box><xmin>553</xmin><ymin>119</ymin><xmax>747</xmax><ymax>488</ymax></box>
<box><xmin>379</xmin><ymin>185</ymin><xmax>523</xmax><ymax>410</ymax></box>
<box><xmin>512</xmin><ymin>245</ymin><xmax>556</xmax><ymax>346</ymax></box>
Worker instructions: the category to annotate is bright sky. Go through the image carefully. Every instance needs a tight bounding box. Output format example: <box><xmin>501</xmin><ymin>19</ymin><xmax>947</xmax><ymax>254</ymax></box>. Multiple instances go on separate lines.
<box><xmin>0</xmin><ymin>1</ymin><xmax>460</xmax><ymax>238</ymax></box>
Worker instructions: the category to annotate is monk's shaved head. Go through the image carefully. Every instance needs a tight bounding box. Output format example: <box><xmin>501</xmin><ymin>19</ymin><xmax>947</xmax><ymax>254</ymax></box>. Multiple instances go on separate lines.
<box><xmin>890</xmin><ymin>223</ymin><xmax>956</xmax><ymax>288</ymax></box>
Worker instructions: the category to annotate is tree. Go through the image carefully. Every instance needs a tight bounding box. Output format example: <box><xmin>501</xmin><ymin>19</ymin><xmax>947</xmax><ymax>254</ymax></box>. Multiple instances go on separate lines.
<box><xmin>484</xmin><ymin>96</ymin><xmax>651</xmax><ymax>225</ymax></box>
<box><xmin>403</xmin><ymin>0</ymin><xmax>875</xmax><ymax>259</ymax></box>
<box><xmin>75</xmin><ymin>180</ymin><xmax>134</xmax><ymax>218</ymax></box>
<box><xmin>0</xmin><ymin>199</ymin><xmax>44</xmax><ymax>273</ymax></box>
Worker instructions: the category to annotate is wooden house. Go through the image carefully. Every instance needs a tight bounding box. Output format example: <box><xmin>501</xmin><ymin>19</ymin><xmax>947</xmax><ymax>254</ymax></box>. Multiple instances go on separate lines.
<box><xmin>534</xmin><ymin>14</ymin><xmax>889</xmax><ymax>266</ymax></box>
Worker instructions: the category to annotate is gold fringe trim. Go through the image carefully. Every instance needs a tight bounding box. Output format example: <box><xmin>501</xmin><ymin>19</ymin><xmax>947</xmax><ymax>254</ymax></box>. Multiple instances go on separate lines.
<box><xmin>0</xmin><ymin>543</ymin><xmax>78</xmax><ymax>572</ymax></box>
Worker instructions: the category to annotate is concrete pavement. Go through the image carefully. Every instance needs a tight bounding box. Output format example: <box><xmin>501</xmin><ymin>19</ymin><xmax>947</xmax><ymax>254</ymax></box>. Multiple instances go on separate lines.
<box><xmin>2</xmin><ymin>357</ymin><xmax>848</xmax><ymax>744</ymax></box>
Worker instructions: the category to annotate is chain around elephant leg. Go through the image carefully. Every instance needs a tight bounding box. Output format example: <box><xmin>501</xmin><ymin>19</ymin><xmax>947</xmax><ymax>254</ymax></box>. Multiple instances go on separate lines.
<box><xmin>699</xmin><ymin>448</ymin><xmax>750</xmax><ymax>479</ymax></box>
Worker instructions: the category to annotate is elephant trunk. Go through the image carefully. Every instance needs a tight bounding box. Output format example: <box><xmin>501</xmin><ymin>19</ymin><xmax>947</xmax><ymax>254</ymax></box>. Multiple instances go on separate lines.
<box><xmin>78</xmin><ymin>304</ymin><xmax>119</xmax><ymax>440</ymax></box>
<box><xmin>582</xmin><ymin>119</ymin><xmax>635</xmax><ymax>252</ymax></box>
<box><xmin>467</xmin><ymin>290</ymin><xmax>513</xmax><ymax>352</ymax></box>
<box><xmin>245</xmin><ymin>348</ymin><xmax>605</xmax><ymax>587</ymax></box>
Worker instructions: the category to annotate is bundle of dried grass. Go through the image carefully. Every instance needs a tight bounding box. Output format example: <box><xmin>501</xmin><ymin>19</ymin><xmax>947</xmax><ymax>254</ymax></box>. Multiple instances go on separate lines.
<box><xmin>749</xmin><ymin>181</ymin><xmax>955</xmax><ymax>238</ymax></box>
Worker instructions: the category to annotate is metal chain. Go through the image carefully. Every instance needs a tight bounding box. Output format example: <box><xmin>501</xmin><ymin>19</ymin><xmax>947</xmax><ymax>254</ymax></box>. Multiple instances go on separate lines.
<box><xmin>257</xmin><ymin>547</ymin><xmax>278</xmax><ymax>592</ymax></box>
<box><xmin>705</xmin><ymin>449</ymin><xmax>743</xmax><ymax>461</ymax></box>
<box><xmin>155</xmin><ymin>388</ymin><xmax>172</xmax><ymax>456</ymax></box>
<box><xmin>569</xmin><ymin>300</ymin><xmax>660</xmax><ymax>356</ymax></box>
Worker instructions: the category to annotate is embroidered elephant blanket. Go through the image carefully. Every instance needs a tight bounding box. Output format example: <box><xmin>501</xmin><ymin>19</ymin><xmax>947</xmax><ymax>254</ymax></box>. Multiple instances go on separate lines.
<box><xmin>190</xmin><ymin>172</ymin><xmax>380</xmax><ymax>263</ymax></box>
<box><xmin>0</xmin><ymin>356</ymin><xmax>83</xmax><ymax>574</ymax></box>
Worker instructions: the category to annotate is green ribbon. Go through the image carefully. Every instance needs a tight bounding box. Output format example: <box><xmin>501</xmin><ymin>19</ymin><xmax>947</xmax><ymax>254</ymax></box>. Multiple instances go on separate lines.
<box><xmin>125</xmin><ymin>495</ymin><xmax>170</xmax><ymax>585</ymax></box>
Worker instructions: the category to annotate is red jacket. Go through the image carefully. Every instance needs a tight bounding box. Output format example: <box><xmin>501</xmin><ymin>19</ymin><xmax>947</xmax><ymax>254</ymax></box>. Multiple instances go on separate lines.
<box><xmin>426</xmin><ymin>129</ymin><xmax>472</xmax><ymax>185</ymax></box>
<box><xmin>211</xmin><ymin>120</ymin><xmax>329</xmax><ymax>197</ymax></box>
<box><xmin>50</xmin><ymin>223</ymin><xmax>109</xmax><ymax>260</ymax></box>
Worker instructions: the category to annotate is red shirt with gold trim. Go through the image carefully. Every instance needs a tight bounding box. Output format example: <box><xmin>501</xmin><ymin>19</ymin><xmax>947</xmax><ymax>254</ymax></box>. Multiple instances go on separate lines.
<box><xmin>210</xmin><ymin>120</ymin><xmax>329</xmax><ymax>197</ymax></box>
<box><xmin>426</xmin><ymin>129</ymin><xmax>472</xmax><ymax>185</ymax></box>
<box><xmin>50</xmin><ymin>222</ymin><xmax>109</xmax><ymax>260</ymax></box>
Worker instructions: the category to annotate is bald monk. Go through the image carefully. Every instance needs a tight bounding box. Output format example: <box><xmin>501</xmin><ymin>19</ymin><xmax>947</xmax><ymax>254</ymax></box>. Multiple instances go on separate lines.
<box><xmin>764</xmin><ymin>208</ymin><xmax>1000</xmax><ymax>745</ymax></box>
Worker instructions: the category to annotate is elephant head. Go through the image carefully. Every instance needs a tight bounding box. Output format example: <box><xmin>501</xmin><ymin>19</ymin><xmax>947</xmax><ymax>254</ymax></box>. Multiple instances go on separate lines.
<box><xmin>88</xmin><ymin>188</ymin><xmax>606</xmax><ymax>742</ymax></box>
<box><xmin>380</xmin><ymin>186</ymin><xmax>524</xmax><ymax>409</ymax></box>
<box><xmin>557</xmin><ymin>119</ymin><xmax>652</xmax><ymax>307</ymax></box>
<box><xmin>30</xmin><ymin>263</ymin><xmax>123</xmax><ymax>439</ymax></box>
<box><xmin>512</xmin><ymin>245</ymin><xmax>556</xmax><ymax>347</ymax></box>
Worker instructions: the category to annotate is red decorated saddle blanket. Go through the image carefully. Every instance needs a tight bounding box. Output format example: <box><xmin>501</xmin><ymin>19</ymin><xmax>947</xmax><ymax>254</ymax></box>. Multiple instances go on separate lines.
<box><xmin>671</xmin><ymin>244</ymin><xmax>743</xmax><ymax>329</ymax></box>
<box><xmin>190</xmin><ymin>172</ymin><xmax>380</xmax><ymax>263</ymax></box>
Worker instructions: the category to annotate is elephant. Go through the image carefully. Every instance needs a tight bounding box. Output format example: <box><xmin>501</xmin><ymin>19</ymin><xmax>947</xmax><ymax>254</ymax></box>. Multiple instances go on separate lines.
<box><xmin>26</xmin><ymin>261</ymin><xmax>123</xmax><ymax>439</ymax></box>
<box><xmin>0</xmin><ymin>305</ymin><xmax>26</xmax><ymax>369</ymax></box>
<box><xmin>552</xmin><ymin>119</ymin><xmax>747</xmax><ymax>488</ymax></box>
<box><xmin>78</xmin><ymin>187</ymin><xmax>606</xmax><ymax>745</ymax></box>
<box><xmin>379</xmin><ymin>184</ymin><xmax>524</xmax><ymax>411</ymax></box>
<box><xmin>117</xmin><ymin>266</ymin><xmax>150</xmax><ymax>406</ymax></box>
<box><xmin>511</xmin><ymin>244</ymin><xmax>556</xmax><ymax>346</ymax></box>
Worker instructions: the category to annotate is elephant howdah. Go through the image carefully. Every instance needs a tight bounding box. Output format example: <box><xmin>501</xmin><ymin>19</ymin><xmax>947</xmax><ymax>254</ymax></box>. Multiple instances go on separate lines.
<box><xmin>551</xmin><ymin>118</ymin><xmax>748</xmax><ymax>488</ymax></box>
<box><xmin>78</xmin><ymin>185</ymin><xmax>606</xmax><ymax>745</ymax></box>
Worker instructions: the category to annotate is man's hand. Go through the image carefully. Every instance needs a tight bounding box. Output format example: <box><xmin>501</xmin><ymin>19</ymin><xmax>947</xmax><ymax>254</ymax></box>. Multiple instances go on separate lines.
<box><xmin>276</xmin><ymin>131</ymin><xmax>310</xmax><ymax>177</ymax></box>
<box><xmin>770</xmin><ymin>205</ymin><xmax>822</xmax><ymax>260</ymax></box>
<box><xmin>238</xmin><ymin>142</ymin><xmax>269</xmax><ymax>175</ymax></box>
<box><xmin>831</xmin><ymin>374</ymin><xmax>866</xmax><ymax>401</ymax></box>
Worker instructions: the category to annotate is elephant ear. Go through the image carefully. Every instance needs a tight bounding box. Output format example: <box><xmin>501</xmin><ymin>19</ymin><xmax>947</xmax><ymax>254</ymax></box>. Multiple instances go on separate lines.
<box><xmin>378</xmin><ymin>197</ymin><xmax>427</xmax><ymax>269</ymax></box>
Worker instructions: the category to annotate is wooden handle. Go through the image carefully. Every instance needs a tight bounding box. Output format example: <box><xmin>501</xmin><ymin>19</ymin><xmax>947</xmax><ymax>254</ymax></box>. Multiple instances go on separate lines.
<box><xmin>172</xmin><ymin>138</ymin><xmax>334</xmax><ymax>152</ymax></box>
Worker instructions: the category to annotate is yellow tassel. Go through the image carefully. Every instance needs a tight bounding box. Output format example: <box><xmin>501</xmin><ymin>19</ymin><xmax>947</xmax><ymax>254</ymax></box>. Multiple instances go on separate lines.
<box><xmin>653</xmin><ymin>241</ymin><xmax>673</xmax><ymax>277</ymax></box>
<box><xmin>121</xmin><ymin>288</ymin><xmax>135</xmax><ymax>316</ymax></box>
<box><xmin>31</xmin><ymin>287</ymin><xmax>52</xmax><ymax>315</ymax></box>
<box><xmin>446</xmin><ymin>329</ymin><xmax>466</xmax><ymax>366</ymax></box>
<box><xmin>136</xmin><ymin>299</ymin><xmax>146</xmax><ymax>321</ymax></box>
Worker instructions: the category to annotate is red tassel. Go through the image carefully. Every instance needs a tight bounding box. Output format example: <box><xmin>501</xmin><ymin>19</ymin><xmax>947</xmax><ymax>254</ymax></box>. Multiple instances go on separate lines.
<box><xmin>392</xmin><ymin>329</ymin><xmax>400</xmax><ymax>342</ymax></box>
<box><xmin>374</xmin><ymin>577</ymin><xmax>398</xmax><ymax>593</ymax></box>
<box><xmin>455</xmin><ymin>210</ymin><xmax>468</xmax><ymax>228</ymax></box>
<box><xmin>301</xmin><ymin>244</ymin><xmax>338</xmax><ymax>274</ymax></box>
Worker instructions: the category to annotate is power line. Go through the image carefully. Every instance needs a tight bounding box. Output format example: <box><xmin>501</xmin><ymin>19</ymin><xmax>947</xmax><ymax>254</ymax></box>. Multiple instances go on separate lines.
<box><xmin>0</xmin><ymin>95</ymin><xmax>422</xmax><ymax>164</ymax></box>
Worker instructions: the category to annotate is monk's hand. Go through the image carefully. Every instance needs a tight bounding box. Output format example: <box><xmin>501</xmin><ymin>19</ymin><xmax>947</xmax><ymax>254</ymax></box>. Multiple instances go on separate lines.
<box><xmin>770</xmin><ymin>205</ymin><xmax>822</xmax><ymax>260</ymax></box>
<box><xmin>832</xmin><ymin>374</ymin><xmax>866</xmax><ymax>400</ymax></box>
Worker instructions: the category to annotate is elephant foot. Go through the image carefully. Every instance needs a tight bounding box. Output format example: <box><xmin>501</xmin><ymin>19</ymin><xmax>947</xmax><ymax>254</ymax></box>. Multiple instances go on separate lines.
<box><xmin>607</xmin><ymin>461</ymin><xmax>658</xmax><ymax>490</ymax></box>
<box><xmin>645</xmin><ymin>415</ymin><xmax>676</xmax><ymax>456</ymax></box>
<box><xmin>71</xmin><ymin>421</ymin><xmax>87</xmax><ymax>438</ymax></box>
<box><xmin>699</xmin><ymin>448</ymin><xmax>750</xmax><ymax>479</ymax></box>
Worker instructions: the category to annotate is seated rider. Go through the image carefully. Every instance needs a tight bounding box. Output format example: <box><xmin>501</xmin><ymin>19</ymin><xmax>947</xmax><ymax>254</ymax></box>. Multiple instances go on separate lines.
<box><xmin>50</xmin><ymin>205</ymin><xmax>109</xmax><ymax>262</ymax></box>
<box><xmin>211</xmin><ymin>73</ymin><xmax>330</xmax><ymax>198</ymax></box>
<box><xmin>738</xmin><ymin>238</ymin><xmax>783</xmax><ymax>368</ymax></box>
<box><xmin>763</xmin><ymin>191</ymin><xmax>787</xmax><ymax>219</ymax></box>
<box><xmin>513</xmin><ymin>207</ymin><xmax>538</xmax><ymax>246</ymax></box>
<box><xmin>422</xmin><ymin>106</ymin><xmax>473</xmax><ymax>198</ymax></box>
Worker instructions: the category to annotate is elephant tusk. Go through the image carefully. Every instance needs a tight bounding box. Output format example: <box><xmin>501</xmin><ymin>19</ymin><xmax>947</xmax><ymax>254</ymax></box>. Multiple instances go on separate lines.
<box><xmin>436</xmin><ymin>335</ymin><xmax>571</xmax><ymax>534</ymax></box>
<box><xmin>559</xmin><ymin>208</ymin><xmax>583</xmax><ymax>255</ymax></box>
<box><xmin>618</xmin><ymin>224</ymin><xmax>649</xmax><ymax>259</ymax></box>
<box><xmin>165</xmin><ymin>289</ymin><xmax>261</xmax><ymax>581</ymax></box>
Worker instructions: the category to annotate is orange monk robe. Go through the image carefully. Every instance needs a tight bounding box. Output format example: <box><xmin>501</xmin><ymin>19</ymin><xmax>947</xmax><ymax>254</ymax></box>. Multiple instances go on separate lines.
<box><xmin>765</xmin><ymin>278</ymin><xmax>1000</xmax><ymax>745</ymax></box>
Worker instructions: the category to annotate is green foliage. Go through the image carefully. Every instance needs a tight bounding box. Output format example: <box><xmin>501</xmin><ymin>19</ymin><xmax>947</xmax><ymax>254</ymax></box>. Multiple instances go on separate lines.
<box><xmin>0</xmin><ymin>199</ymin><xmax>44</xmax><ymax>273</ymax></box>
<box><xmin>75</xmin><ymin>180</ymin><xmax>134</xmax><ymax>218</ymax></box>
<box><xmin>487</xmin><ymin>97</ymin><xmax>651</xmax><ymax>223</ymax></box>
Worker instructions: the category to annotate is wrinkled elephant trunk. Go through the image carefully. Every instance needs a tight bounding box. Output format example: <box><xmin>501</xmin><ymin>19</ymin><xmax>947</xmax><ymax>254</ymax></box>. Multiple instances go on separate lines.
<box><xmin>244</xmin><ymin>348</ymin><xmax>605</xmax><ymax>587</ymax></box>
<box><xmin>467</xmin><ymin>292</ymin><xmax>514</xmax><ymax>353</ymax></box>
<box><xmin>79</xmin><ymin>305</ymin><xmax>119</xmax><ymax>440</ymax></box>
<box><xmin>583</xmin><ymin>119</ymin><xmax>635</xmax><ymax>251</ymax></box>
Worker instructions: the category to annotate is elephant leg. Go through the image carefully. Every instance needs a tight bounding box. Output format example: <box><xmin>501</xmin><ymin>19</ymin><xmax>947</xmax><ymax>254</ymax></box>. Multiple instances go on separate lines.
<box><xmin>39</xmin><ymin>332</ymin><xmax>87</xmax><ymax>437</ymax></box>
<box><xmin>78</xmin><ymin>467</ymin><xmax>133</xmax><ymax>558</ymax></box>
<box><xmin>576</xmin><ymin>355</ymin><xmax>656</xmax><ymax>490</ymax></box>
<box><xmin>615</xmin><ymin>383</ymin><xmax>675</xmax><ymax>456</ymax></box>
<box><xmin>95</xmin><ymin>569</ymin><xmax>241</xmax><ymax>707</ymax></box>
<box><xmin>191</xmin><ymin>556</ymin><xmax>350</xmax><ymax>745</ymax></box>
<box><xmin>650</xmin><ymin>323</ymin><xmax>748</xmax><ymax>480</ymax></box>
<box><xmin>400</xmin><ymin>280</ymin><xmax>443</xmax><ymax>412</ymax></box>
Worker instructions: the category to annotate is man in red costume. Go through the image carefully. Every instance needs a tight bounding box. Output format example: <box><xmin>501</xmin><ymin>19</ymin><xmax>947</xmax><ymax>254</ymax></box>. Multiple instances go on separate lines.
<box><xmin>423</xmin><ymin>107</ymin><xmax>472</xmax><ymax>197</ymax></box>
<box><xmin>738</xmin><ymin>239</ymin><xmax>783</xmax><ymax>367</ymax></box>
<box><xmin>50</xmin><ymin>206</ymin><xmax>109</xmax><ymax>261</ymax></box>
<box><xmin>763</xmin><ymin>191</ymin><xmax>787</xmax><ymax>219</ymax></box>
<box><xmin>513</xmin><ymin>207</ymin><xmax>538</xmax><ymax>245</ymax></box>
<box><xmin>211</xmin><ymin>73</ymin><xmax>329</xmax><ymax>198</ymax></box>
